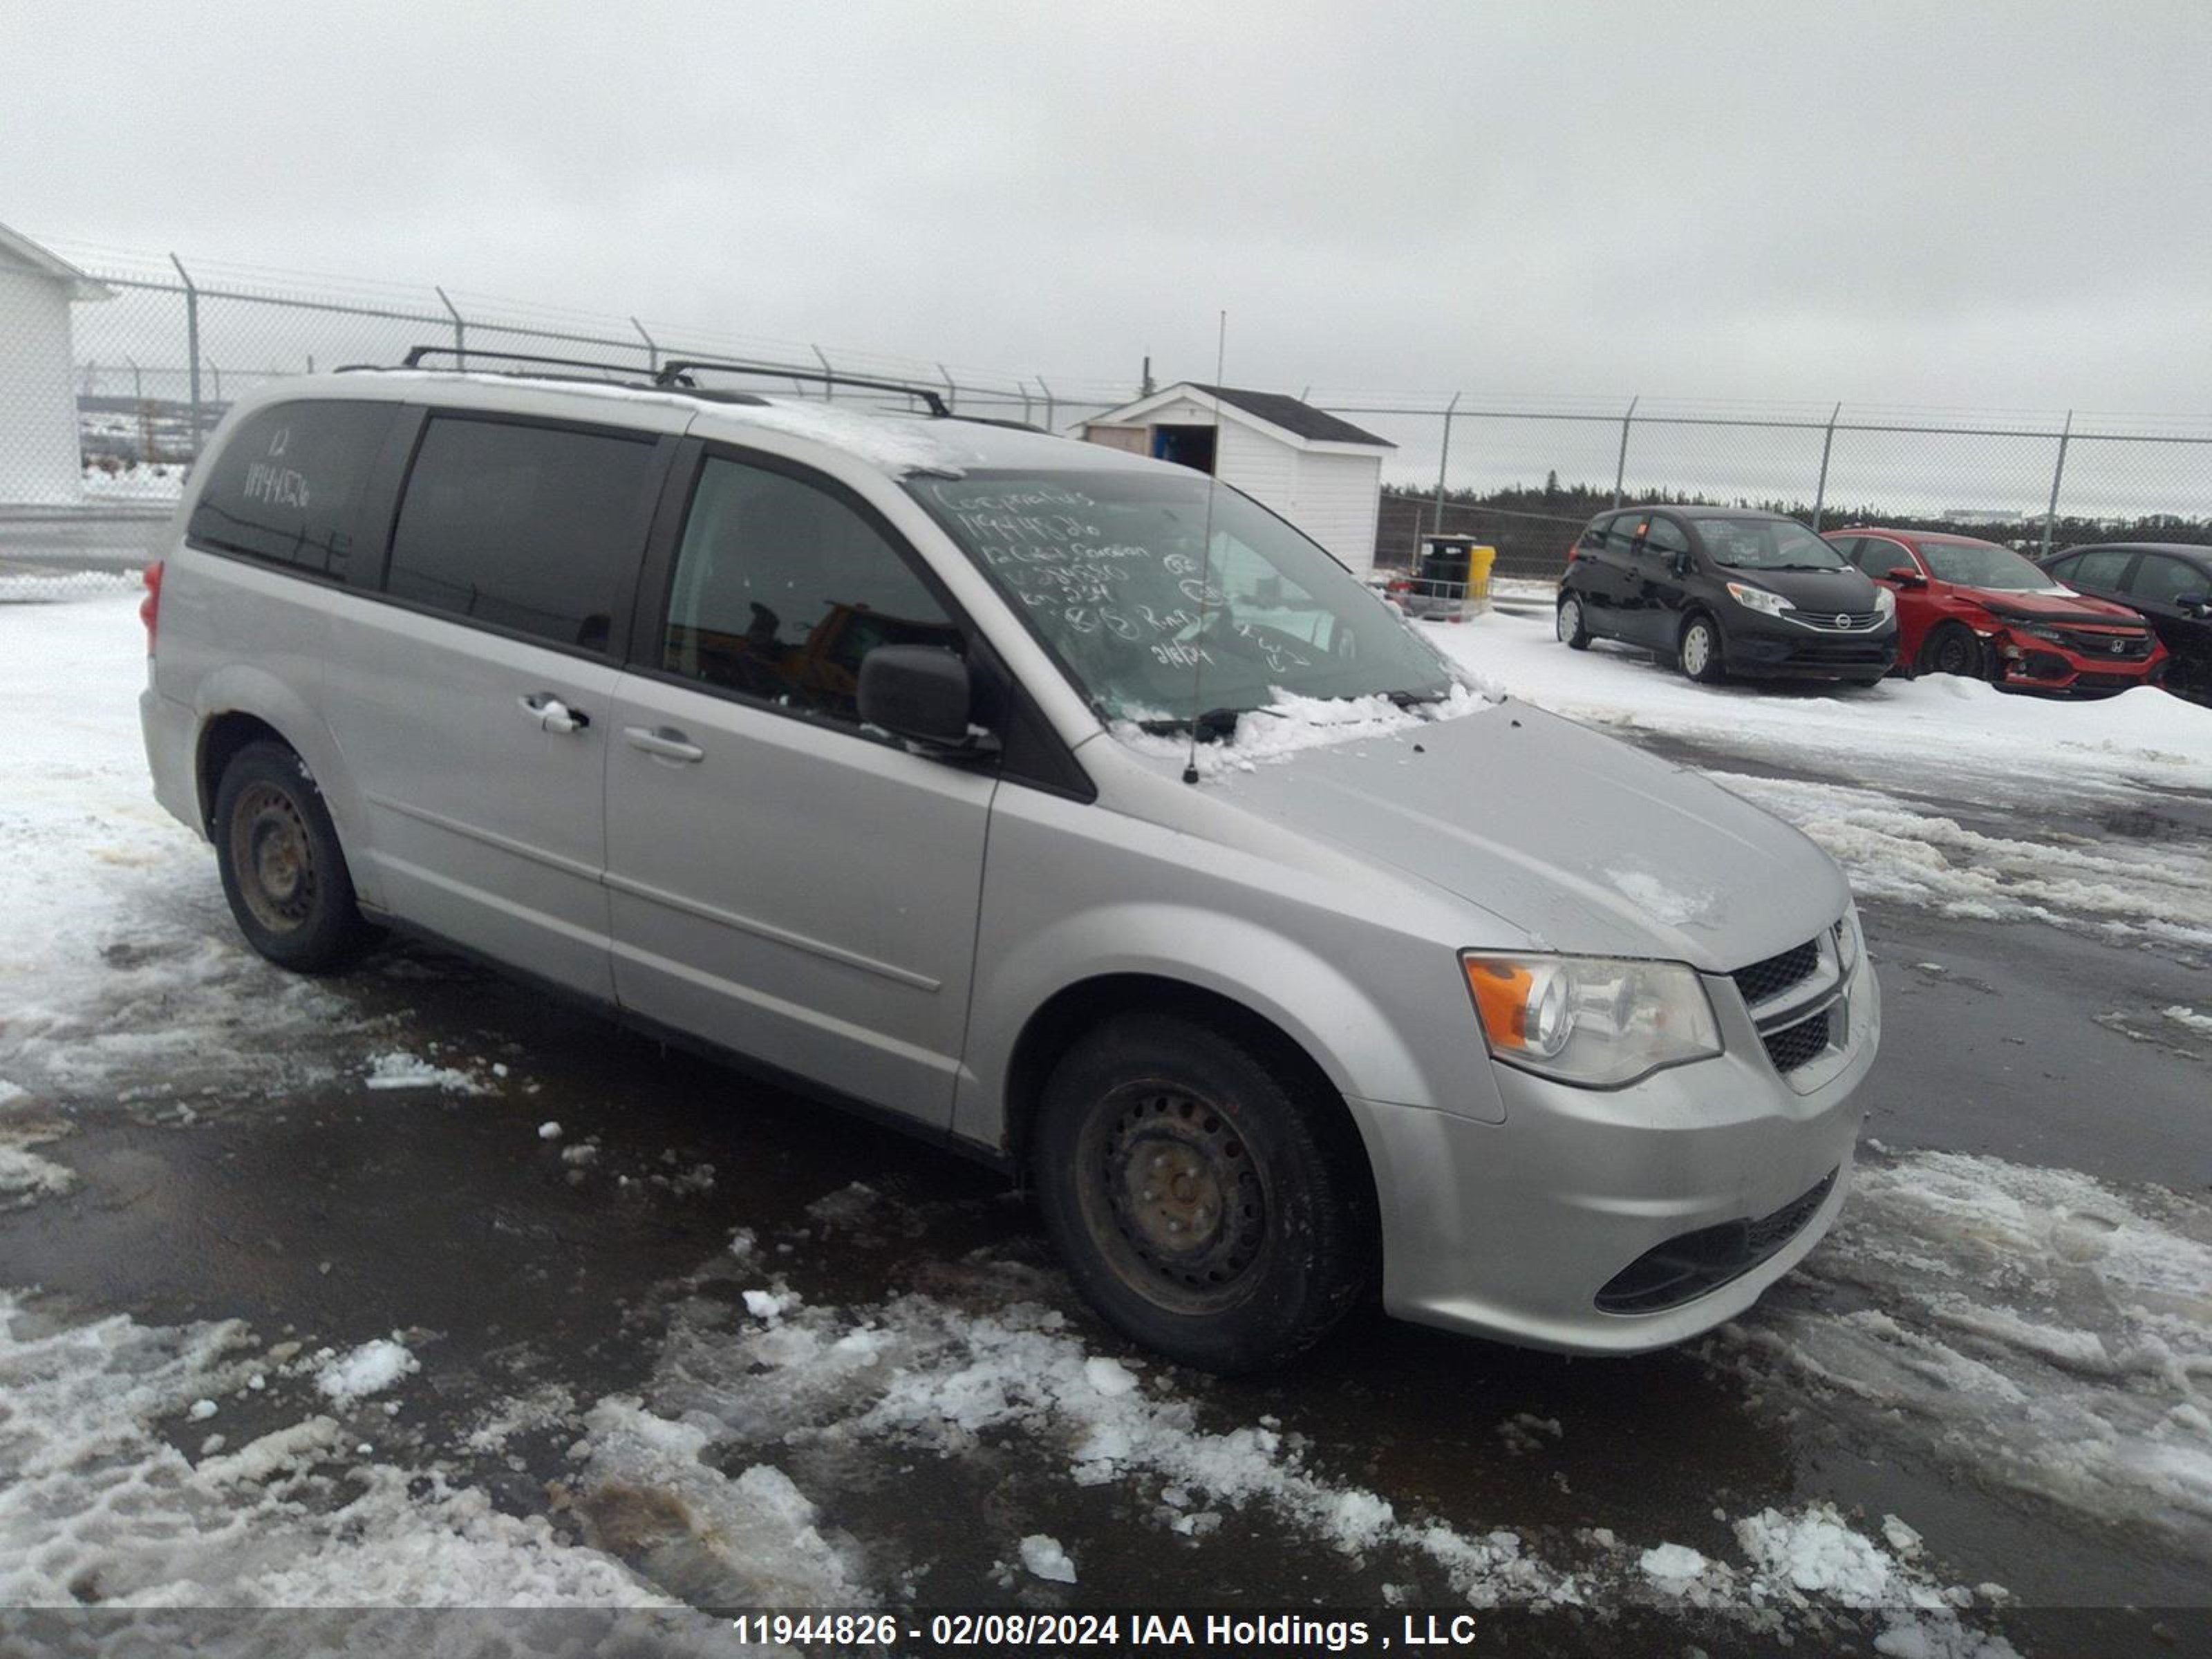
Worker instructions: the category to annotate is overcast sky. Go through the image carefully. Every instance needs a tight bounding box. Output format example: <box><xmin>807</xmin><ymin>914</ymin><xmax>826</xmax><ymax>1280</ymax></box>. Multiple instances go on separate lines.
<box><xmin>8</xmin><ymin>1</ymin><xmax>2211</xmax><ymax>415</ymax></box>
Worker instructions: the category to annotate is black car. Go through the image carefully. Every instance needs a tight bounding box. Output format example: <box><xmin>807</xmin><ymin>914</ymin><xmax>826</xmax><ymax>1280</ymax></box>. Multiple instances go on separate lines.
<box><xmin>2038</xmin><ymin>541</ymin><xmax>2212</xmax><ymax>702</ymax></box>
<box><xmin>1557</xmin><ymin>506</ymin><xmax>1898</xmax><ymax>686</ymax></box>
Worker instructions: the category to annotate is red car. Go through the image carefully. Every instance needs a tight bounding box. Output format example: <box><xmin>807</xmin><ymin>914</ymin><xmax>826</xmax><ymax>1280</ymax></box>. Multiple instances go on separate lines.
<box><xmin>1823</xmin><ymin>528</ymin><xmax>2167</xmax><ymax>695</ymax></box>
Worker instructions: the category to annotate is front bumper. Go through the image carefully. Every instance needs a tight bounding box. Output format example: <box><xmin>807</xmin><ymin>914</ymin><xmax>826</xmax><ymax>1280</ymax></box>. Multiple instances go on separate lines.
<box><xmin>1721</xmin><ymin>611</ymin><xmax>1897</xmax><ymax>679</ymax></box>
<box><xmin>1989</xmin><ymin>632</ymin><xmax>2166</xmax><ymax>695</ymax></box>
<box><xmin>1349</xmin><ymin>953</ymin><xmax>1879</xmax><ymax>1354</ymax></box>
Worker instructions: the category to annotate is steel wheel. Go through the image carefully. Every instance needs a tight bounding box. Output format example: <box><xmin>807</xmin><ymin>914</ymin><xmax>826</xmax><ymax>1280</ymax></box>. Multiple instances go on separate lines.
<box><xmin>228</xmin><ymin>780</ymin><xmax>319</xmax><ymax>934</ymax></box>
<box><xmin>1033</xmin><ymin>1010</ymin><xmax>1376</xmax><ymax>1372</ymax></box>
<box><xmin>1557</xmin><ymin>595</ymin><xmax>1585</xmax><ymax>646</ymax></box>
<box><xmin>1083</xmin><ymin>1085</ymin><xmax>1273</xmax><ymax>1315</ymax></box>
<box><xmin>1681</xmin><ymin>616</ymin><xmax>1723</xmax><ymax>682</ymax></box>
<box><xmin>212</xmin><ymin>739</ymin><xmax>374</xmax><ymax>973</ymax></box>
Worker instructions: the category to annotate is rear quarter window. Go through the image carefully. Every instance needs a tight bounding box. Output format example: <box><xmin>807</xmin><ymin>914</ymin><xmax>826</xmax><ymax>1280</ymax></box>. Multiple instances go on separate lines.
<box><xmin>384</xmin><ymin>415</ymin><xmax>659</xmax><ymax>653</ymax></box>
<box><xmin>186</xmin><ymin>400</ymin><xmax>398</xmax><ymax>578</ymax></box>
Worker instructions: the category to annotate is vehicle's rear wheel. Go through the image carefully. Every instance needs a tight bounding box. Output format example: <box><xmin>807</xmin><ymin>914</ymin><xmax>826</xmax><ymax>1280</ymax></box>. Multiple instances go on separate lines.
<box><xmin>213</xmin><ymin>740</ymin><xmax>372</xmax><ymax>973</ymax></box>
<box><xmin>1680</xmin><ymin>613</ymin><xmax>1726</xmax><ymax>684</ymax></box>
<box><xmin>1033</xmin><ymin>1011</ymin><xmax>1375</xmax><ymax>1374</ymax></box>
<box><xmin>1917</xmin><ymin>622</ymin><xmax>1983</xmax><ymax>678</ymax></box>
<box><xmin>1557</xmin><ymin>593</ymin><xmax>1591</xmax><ymax>650</ymax></box>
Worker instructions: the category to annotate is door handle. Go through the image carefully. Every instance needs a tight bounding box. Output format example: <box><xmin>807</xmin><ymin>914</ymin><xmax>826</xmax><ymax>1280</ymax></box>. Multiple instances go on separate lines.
<box><xmin>519</xmin><ymin>693</ymin><xmax>589</xmax><ymax>733</ymax></box>
<box><xmin>622</xmin><ymin>725</ymin><xmax>704</xmax><ymax>763</ymax></box>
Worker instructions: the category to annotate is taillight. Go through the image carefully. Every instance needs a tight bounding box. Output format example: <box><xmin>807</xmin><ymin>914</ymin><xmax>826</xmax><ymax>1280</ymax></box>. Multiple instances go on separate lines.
<box><xmin>140</xmin><ymin>560</ymin><xmax>164</xmax><ymax>653</ymax></box>
<box><xmin>1386</xmin><ymin>579</ymin><xmax>1412</xmax><ymax>592</ymax></box>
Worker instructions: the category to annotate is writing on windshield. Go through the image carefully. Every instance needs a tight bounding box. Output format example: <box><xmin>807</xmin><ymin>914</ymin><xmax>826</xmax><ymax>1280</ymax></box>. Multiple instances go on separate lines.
<box><xmin>912</xmin><ymin>470</ymin><xmax>1453</xmax><ymax>725</ymax></box>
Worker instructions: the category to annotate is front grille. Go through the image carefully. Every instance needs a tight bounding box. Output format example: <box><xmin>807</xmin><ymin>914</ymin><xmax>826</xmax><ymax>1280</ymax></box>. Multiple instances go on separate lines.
<box><xmin>1595</xmin><ymin>1168</ymin><xmax>1839</xmax><ymax>1313</ymax></box>
<box><xmin>1732</xmin><ymin>938</ymin><xmax>1819</xmax><ymax>1008</ymax></box>
<box><xmin>1761</xmin><ymin>1006</ymin><xmax>1833</xmax><ymax>1074</ymax></box>
<box><xmin>1787</xmin><ymin>609</ymin><xmax>1886</xmax><ymax>632</ymax></box>
<box><xmin>2054</xmin><ymin>628</ymin><xmax>2151</xmax><ymax>658</ymax></box>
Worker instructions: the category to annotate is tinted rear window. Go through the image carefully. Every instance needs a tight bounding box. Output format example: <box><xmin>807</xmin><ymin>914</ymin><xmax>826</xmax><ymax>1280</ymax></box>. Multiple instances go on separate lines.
<box><xmin>187</xmin><ymin>400</ymin><xmax>397</xmax><ymax>577</ymax></box>
<box><xmin>384</xmin><ymin>416</ymin><xmax>658</xmax><ymax>653</ymax></box>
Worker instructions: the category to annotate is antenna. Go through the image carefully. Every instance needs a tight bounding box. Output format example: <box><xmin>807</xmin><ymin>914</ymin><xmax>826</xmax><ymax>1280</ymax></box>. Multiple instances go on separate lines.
<box><xmin>1182</xmin><ymin>310</ymin><xmax>1228</xmax><ymax>786</ymax></box>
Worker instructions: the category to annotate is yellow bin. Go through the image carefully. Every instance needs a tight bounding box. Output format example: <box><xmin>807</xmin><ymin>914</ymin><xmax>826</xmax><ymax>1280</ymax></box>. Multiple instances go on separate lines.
<box><xmin>1465</xmin><ymin>544</ymin><xmax>1497</xmax><ymax>614</ymax></box>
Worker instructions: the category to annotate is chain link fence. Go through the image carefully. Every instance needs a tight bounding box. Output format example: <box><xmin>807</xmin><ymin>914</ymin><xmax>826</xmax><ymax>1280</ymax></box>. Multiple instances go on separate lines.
<box><xmin>4</xmin><ymin>242</ymin><xmax>1136</xmax><ymax>522</ymax></box>
<box><xmin>1335</xmin><ymin>397</ymin><xmax>2212</xmax><ymax>578</ymax></box>
<box><xmin>7</xmin><ymin>241</ymin><xmax>2212</xmax><ymax>590</ymax></box>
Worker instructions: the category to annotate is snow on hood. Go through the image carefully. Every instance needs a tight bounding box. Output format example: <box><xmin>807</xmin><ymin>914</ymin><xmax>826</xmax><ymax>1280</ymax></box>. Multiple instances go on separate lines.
<box><xmin>1189</xmin><ymin>700</ymin><xmax>1847</xmax><ymax>967</ymax></box>
<box><xmin>1109</xmin><ymin>684</ymin><xmax>1494</xmax><ymax>778</ymax></box>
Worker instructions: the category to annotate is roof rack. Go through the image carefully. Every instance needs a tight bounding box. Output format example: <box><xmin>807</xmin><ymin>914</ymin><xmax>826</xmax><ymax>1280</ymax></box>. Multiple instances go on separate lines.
<box><xmin>652</xmin><ymin>357</ymin><xmax>949</xmax><ymax>418</ymax></box>
<box><xmin>359</xmin><ymin>345</ymin><xmax>682</xmax><ymax>385</ymax></box>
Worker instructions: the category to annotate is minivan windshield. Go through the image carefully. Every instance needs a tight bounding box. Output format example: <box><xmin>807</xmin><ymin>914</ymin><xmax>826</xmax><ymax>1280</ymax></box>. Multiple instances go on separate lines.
<box><xmin>910</xmin><ymin>469</ymin><xmax>1456</xmax><ymax>727</ymax></box>
<box><xmin>1693</xmin><ymin>516</ymin><xmax>1849</xmax><ymax>572</ymax></box>
<box><xmin>1915</xmin><ymin>538</ymin><xmax>2052</xmax><ymax>590</ymax></box>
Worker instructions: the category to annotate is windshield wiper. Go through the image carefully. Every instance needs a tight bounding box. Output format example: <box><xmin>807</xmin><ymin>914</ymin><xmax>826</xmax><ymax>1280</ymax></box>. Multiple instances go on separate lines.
<box><xmin>1137</xmin><ymin>705</ymin><xmax>1257</xmax><ymax>739</ymax></box>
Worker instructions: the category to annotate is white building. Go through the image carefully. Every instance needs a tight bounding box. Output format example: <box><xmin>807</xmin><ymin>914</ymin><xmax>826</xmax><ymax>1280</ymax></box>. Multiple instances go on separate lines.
<box><xmin>0</xmin><ymin>223</ymin><xmax>112</xmax><ymax>506</ymax></box>
<box><xmin>1080</xmin><ymin>383</ymin><xmax>1394</xmax><ymax>579</ymax></box>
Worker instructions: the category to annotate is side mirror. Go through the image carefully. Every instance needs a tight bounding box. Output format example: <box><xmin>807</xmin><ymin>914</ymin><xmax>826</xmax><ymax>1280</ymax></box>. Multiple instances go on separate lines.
<box><xmin>1884</xmin><ymin>566</ymin><xmax>1927</xmax><ymax>588</ymax></box>
<box><xmin>2175</xmin><ymin>591</ymin><xmax>2211</xmax><ymax>617</ymax></box>
<box><xmin>857</xmin><ymin>645</ymin><xmax>984</xmax><ymax>752</ymax></box>
<box><xmin>1670</xmin><ymin>552</ymin><xmax>1694</xmax><ymax>577</ymax></box>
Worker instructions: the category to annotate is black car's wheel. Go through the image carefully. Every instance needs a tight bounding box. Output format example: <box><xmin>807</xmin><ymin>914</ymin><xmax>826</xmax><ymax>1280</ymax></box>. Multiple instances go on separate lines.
<box><xmin>1679</xmin><ymin>612</ymin><xmax>1727</xmax><ymax>684</ymax></box>
<box><xmin>1556</xmin><ymin>593</ymin><xmax>1591</xmax><ymax>650</ymax></box>
<box><xmin>1917</xmin><ymin>623</ymin><xmax>1983</xmax><ymax>678</ymax></box>
<box><xmin>1033</xmin><ymin>1011</ymin><xmax>1376</xmax><ymax>1374</ymax></box>
<box><xmin>213</xmin><ymin>740</ymin><xmax>373</xmax><ymax>973</ymax></box>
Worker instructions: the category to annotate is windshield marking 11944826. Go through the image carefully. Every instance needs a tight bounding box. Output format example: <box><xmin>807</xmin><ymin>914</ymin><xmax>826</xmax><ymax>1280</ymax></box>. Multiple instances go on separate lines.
<box><xmin>910</xmin><ymin>469</ymin><xmax>1456</xmax><ymax>729</ymax></box>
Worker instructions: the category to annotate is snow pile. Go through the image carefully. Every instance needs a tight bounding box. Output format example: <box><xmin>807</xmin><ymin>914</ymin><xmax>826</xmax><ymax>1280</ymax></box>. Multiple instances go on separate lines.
<box><xmin>1112</xmin><ymin>683</ymin><xmax>1492</xmax><ymax>778</ymax></box>
<box><xmin>363</xmin><ymin>1051</ymin><xmax>491</xmax><ymax>1095</ymax></box>
<box><xmin>567</xmin><ymin>1397</ymin><xmax>865</xmax><ymax>1605</ymax></box>
<box><xmin>1426</xmin><ymin>608</ymin><xmax>2212</xmax><ymax>800</ymax></box>
<box><xmin>314</xmin><ymin>1338</ymin><xmax>420</xmax><ymax>1403</ymax></box>
<box><xmin>1722</xmin><ymin>1147</ymin><xmax>2212</xmax><ymax>1556</ymax></box>
<box><xmin>0</xmin><ymin>1089</ymin><xmax>75</xmax><ymax>1208</ymax></box>
<box><xmin>1708</xmin><ymin>771</ymin><xmax>2212</xmax><ymax>947</ymax></box>
<box><xmin>1017</xmin><ymin>1534</ymin><xmax>1077</xmax><ymax>1584</ymax></box>
<box><xmin>0</xmin><ymin>1291</ymin><xmax>663</xmax><ymax>1607</ymax></box>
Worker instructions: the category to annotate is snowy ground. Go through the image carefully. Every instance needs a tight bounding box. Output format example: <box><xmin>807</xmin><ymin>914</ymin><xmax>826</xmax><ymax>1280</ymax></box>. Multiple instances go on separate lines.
<box><xmin>2</xmin><ymin>590</ymin><xmax>2209</xmax><ymax>1653</ymax></box>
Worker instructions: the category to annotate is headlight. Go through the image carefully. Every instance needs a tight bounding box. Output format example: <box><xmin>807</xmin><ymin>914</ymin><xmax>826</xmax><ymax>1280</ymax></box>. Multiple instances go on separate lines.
<box><xmin>1725</xmin><ymin>582</ymin><xmax>1792</xmax><ymax>618</ymax></box>
<box><xmin>2017</xmin><ymin>622</ymin><xmax>2067</xmax><ymax>644</ymax></box>
<box><xmin>1873</xmin><ymin>587</ymin><xmax>1896</xmax><ymax>618</ymax></box>
<box><xmin>1461</xmin><ymin>952</ymin><xmax>1722</xmax><ymax>1088</ymax></box>
<box><xmin>1834</xmin><ymin>904</ymin><xmax>1862</xmax><ymax>977</ymax></box>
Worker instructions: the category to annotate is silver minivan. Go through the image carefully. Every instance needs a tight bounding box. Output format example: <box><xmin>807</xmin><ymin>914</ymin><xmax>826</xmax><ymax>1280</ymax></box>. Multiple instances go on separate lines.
<box><xmin>140</xmin><ymin>361</ymin><xmax>1878</xmax><ymax>1372</ymax></box>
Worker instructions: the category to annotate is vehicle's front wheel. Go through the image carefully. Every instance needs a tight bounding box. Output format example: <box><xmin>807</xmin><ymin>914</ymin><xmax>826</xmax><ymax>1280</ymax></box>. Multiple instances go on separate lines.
<box><xmin>213</xmin><ymin>740</ymin><xmax>373</xmax><ymax>973</ymax></box>
<box><xmin>1557</xmin><ymin>593</ymin><xmax>1591</xmax><ymax>650</ymax></box>
<box><xmin>1033</xmin><ymin>1011</ymin><xmax>1376</xmax><ymax>1374</ymax></box>
<box><xmin>1917</xmin><ymin>622</ymin><xmax>1983</xmax><ymax>678</ymax></box>
<box><xmin>1680</xmin><ymin>613</ymin><xmax>1727</xmax><ymax>684</ymax></box>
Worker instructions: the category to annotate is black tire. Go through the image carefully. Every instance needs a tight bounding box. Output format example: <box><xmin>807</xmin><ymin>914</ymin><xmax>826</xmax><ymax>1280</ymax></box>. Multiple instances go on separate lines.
<box><xmin>1556</xmin><ymin>592</ymin><xmax>1591</xmax><ymax>650</ymax></box>
<box><xmin>212</xmin><ymin>740</ymin><xmax>373</xmax><ymax>973</ymax></box>
<box><xmin>1679</xmin><ymin>612</ymin><xmax>1727</xmax><ymax>684</ymax></box>
<box><xmin>1917</xmin><ymin>623</ymin><xmax>1983</xmax><ymax>678</ymax></box>
<box><xmin>1032</xmin><ymin>1010</ymin><xmax>1376</xmax><ymax>1374</ymax></box>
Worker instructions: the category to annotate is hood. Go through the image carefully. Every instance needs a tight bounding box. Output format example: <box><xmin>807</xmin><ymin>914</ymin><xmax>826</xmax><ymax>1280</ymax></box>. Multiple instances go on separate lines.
<box><xmin>1209</xmin><ymin>702</ymin><xmax>1848</xmax><ymax>972</ymax></box>
<box><xmin>1714</xmin><ymin>564</ymin><xmax>1881</xmax><ymax>610</ymax></box>
<box><xmin>1958</xmin><ymin>587</ymin><xmax>2148</xmax><ymax>626</ymax></box>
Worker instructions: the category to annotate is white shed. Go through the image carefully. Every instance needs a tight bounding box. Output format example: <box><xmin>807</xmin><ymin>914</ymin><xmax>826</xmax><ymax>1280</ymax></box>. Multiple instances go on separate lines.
<box><xmin>1080</xmin><ymin>383</ymin><xmax>1394</xmax><ymax>579</ymax></box>
<box><xmin>0</xmin><ymin>223</ymin><xmax>111</xmax><ymax>506</ymax></box>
